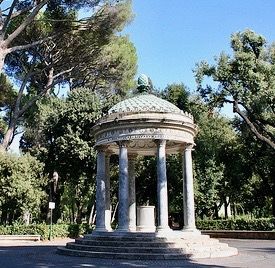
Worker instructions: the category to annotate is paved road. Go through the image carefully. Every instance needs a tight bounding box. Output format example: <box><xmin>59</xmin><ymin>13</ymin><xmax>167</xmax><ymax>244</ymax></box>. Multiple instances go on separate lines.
<box><xmin>0</xmin><ymin>238</ymin><xmax>274</xmax><ymax>268</ymax></box>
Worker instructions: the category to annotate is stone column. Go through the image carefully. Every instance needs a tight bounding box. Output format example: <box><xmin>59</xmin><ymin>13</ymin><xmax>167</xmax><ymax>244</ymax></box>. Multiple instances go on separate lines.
<box><xmin>156</xmin><ymin>139</ymin><xmax>170</xmax><ymax>232</ymax></box>
<box><xmin>182</xmin><ymin>144</ymin><xmax>196</xmax><ymax>231</ymax></box>
<box><xmin>128</xmin><ymin>154</ymin><xmax>137</xmax><ymax>231</ymax></box>
<box><xmin>105</xmin><ymin>153</ymin><xmax>112</xmax><ymax>231</ymax></box>
<box><xmin>117</xmin><ymin>141</ymin><xmax>129</xmax><ymax>232</ymax></box>
<box><xmin>95</xmin><ymin>146</ymin><xmax>107</xmax><ymax>232</ymax></box>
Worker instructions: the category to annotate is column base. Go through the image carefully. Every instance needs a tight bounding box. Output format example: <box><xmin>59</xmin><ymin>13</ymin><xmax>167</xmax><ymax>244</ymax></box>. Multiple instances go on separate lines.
<box><xmin>105</xmin><ymin>210</ymin><xmax>112</xmax><ymax>231</ymax></box>
<box><xmin>137</xmin><ymin>226</ymin><xmax>155</xmax><ymax>232</ymax></box>
<box><xmin>116</xmin><ymin>227</ymin><xmax>130</xmax><ymax>233</ymax></box>
<box><xmin>181</xmin><ymin>227</ymin><xmax>201</xmax><ymax>234</ymax></box>
<box><xmin>129</xmin><ymin>226</ymin><xmax>137</xmax><ymax>232</ymax></box>
<box><xmin>93</xmin><ymin>227</ymin><xmax>109</xmax><ymax>233</ymax></box>
<box><xmin>156</xmin><ymin>226</ymin><xmax>172</xmax><ymax>237</ymax></box>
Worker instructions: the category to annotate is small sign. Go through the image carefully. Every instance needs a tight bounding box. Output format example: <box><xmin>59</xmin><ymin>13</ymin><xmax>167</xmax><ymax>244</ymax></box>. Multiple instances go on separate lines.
<box><xmin>49</xmin><ymin>202</ymin><xmax>55</xmax><ymax>209</ymax></box>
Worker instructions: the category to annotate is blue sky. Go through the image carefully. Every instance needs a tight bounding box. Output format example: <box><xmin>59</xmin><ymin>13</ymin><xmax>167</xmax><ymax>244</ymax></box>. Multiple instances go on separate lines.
<box><xmin>124</xmin><ymin>0</ymin><xmax>275</xmax><ymax>92</ymax></box>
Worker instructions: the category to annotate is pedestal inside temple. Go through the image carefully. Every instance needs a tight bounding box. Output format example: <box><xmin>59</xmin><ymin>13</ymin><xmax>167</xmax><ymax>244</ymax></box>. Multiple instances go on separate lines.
<box><xmin>137</xmin><ymin>206</ymin><xmax>156</xmax><ymax>232</ymax></box>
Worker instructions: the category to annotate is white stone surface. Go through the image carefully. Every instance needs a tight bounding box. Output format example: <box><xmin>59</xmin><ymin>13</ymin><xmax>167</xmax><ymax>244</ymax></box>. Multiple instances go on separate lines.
<box><xmin>182</xmin><ymin>144</ymin><xmax>196</xmax><ymax>230</ymax></box>
<box><xmin>95</xmin><ymin>148</ymin><xmax>107</xmax><ymax>232</ymax></box>
<box><xmin>156</xmin><ymin>140</ymin><xmax>170</xmax><ymax>232</ymax></box>
<box><xmin>136</xmin><ymin>206</ymin><xmax>156</xmax><ymax>232</ymax></box>
<box><xmin>128</xmin><ymin>156</ymin><xmax>137</xmax><ymax>231</ymax></box>
<box><xmin>117</xmin><ymin>142</ymin><xmax>129</xmax><ymax>232</ymax></box>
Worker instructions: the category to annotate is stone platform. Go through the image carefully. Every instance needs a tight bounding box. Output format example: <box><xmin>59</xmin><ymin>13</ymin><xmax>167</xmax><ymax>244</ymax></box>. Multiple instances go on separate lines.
<box><xmin>57</xmin><ymin>231</ymin><xmax>238</xmax><ymax>260</ymax></box>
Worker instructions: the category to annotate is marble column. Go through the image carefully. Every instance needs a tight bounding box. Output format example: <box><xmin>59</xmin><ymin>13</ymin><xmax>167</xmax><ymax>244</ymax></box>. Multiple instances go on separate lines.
<box><xmin>182</xmin><ymin>143</ymin><xmax>196</xmax><ymax>231</ymax></box>
<box><xmin>156</xmin><ymin>139</ymin><xmax>170</xmax><ymax>231</ymax></box>
<box><xmin>128</xmin><ymin>154</ymin><xmax>137</xmax><ymax>231</ymax></box>
<box><xmin>95</xmin><ymin>146</ymin><xmax>107</xmax><ymax>232</ymax></box>
<box><xmin>105</xmin><ymin>154</ymin><xmax>112</xmax><ymax>231</ymax></box>
<box><xmin>117</xmin><ymin>141</ymin><xmax>129</xmax><ymax>232</ymax></box>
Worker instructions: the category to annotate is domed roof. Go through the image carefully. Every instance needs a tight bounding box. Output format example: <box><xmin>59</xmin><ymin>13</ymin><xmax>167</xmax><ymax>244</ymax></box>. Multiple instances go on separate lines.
<box><xmin>108</xmin><ymin>93</ymin><xmax>181</xmax><ymax>114</ymax></box>
<box><xmin>93</xmin><ymin>74</ymin><xmax>196</xmax><ymax>155</ymax></box>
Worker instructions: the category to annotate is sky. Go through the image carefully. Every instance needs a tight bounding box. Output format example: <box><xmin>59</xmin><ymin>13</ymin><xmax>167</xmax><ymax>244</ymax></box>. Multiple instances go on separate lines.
<box><xmin>124</xmin><ymin>0</ymin><xmax>275</xmax><ymax>91</ymax></box>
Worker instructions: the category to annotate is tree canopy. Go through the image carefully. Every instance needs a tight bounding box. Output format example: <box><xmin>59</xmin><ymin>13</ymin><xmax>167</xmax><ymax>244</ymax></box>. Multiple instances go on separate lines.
<box><xmin>0</xmin><ymin>0</ymin><xmax>137</xmax><ymax>151</ymax></box>
<box><xmin>195</xmin><ymin>29</ymin><xmax>275</xmax><ymax>150</ymax></box>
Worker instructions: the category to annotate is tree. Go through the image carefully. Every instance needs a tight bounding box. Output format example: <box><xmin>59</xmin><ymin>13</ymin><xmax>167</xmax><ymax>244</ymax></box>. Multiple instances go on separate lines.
<box><xmin>0</xmin><ymin>0</ymin><xmax>136</xmax><ymax>151</ymax></box>
<box><xmin>21</xmin><ymin>88</ymin><xmax>102</xmax><ymax>222</ymax></box>
<box><xmin>160</xmin><ymin>83</ymin><xmax>190</xmax><ymax>112</ymax></box>
<box><xmin>190</xmin><ymin>98</ymin><xmax>238</xmax><ymax>219</ymax></box>
<box><xmin>0</xmin><ymin>0</ymin><xmax>111</xmax><ymax>72</ymax></box>
<box><xmin>230</xmin><ymin>117</ymin><xmax>275</xmax><ymax>217</ymax></box>
<box><xmin>195</xmin><ymin>29</ymin><xmax>275</xmax><ymax>150</ymax></box>
<box><xmin>74</xmin><ymin>35</ymin><xmax>137</xmax><ymax>97</ymax></box>
<box><xmin>0</xmin><ymin>152</ymin><xmax>47</xmax><ymax>224</ymax></box>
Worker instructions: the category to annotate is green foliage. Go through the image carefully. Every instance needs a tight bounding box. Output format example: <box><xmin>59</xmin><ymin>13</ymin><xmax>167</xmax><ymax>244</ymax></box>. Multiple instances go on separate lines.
<box><xmin>1</xmin><ymin>0</ymin><xmax>137</xmax><ymax>151</ymax></box>
<box><xmin>135</xmin><ymin>156</ymin><xmax>157</xmax><ymax>206</ymax></box>
<box><xmin>0</xmin><ymin>152</ymin><xmax>47</xmax><ymax>224</ymax></box>
<box><xmin>190</xmin><ymin>98</ymin><xmax>238</xmax><ymax>219</ymax></box>
<box><xmin>89</xmin><ymin>35</ymin><xmax>137</xmax><ymax>97</ymax></box>
<box><xmin>230</xmin><ymin>119</ymin><xmax>275</xmax><ymax>217</ymax></box>
<box><xmin>0</xmin><ymin>74</ymin><xmax>17</xmax><ymax>108</ymax></box>
<box><xmin>160</xmin><ymin>83</ymin><xmax>190</xmax><ymax>111</ymax></box>
<box><xmin>0</xmin><ymin>223</ymin><xmax>94</xmax><ymax>240</ymax></box>
<box><xmin>195</xmin><ymin>29</ymin><xmax>275</xmax><ymax>150</ymax></box>
<box><xmin>196</xmin><ymin>218</ymin><xmax>275</xmax><ymax>231</ymax></box>
<box><xmin>195</xmin><ymin>159</ymin><xmax>224</xmax><ymax>218</ymax></box>
<box><xmin>21</xmin><ymin>88</ymin><xmax>103</xmax><ymax>222</ymax></box>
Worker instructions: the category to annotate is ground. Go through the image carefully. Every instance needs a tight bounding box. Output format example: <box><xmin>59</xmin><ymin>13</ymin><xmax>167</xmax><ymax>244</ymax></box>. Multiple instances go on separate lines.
<box><xmin>0</xmin><ymin>238</ymin><xmax>274</xmax><ymax>268</ymax></box>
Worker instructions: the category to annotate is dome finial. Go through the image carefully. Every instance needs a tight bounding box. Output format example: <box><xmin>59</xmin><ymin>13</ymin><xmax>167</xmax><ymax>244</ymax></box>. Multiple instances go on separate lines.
<box><xmin>137</xmin><ymin>74</ymin><xmax>150</xmax><ymax>93</ymax></box>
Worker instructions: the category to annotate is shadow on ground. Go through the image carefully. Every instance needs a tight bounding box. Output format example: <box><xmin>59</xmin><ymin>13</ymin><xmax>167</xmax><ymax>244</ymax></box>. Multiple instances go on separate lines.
<box><xmin>0</xmin><ymin>244</ymin><xmax>228</xmax><ymax>268</ymax></box>
<box><xmin>252</xmin><ymin>247</ymin><xmax>275</xmax><ymax>254</ymax></box>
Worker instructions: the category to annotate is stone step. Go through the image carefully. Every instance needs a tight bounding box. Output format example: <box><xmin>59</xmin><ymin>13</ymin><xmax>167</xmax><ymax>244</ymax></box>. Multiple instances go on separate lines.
<box><xmin>0</xmin><ymin>235</ymin><xmax>41</xmax><ymax>241</ymax></box>
<box><xmin>66</xmin><ymin>242</ymin><xmax>187</xmax><ymax>254</ymax></box>
<box><xmin>84</xmin><ymin>234</ymin><xmax>168</xmax><ymax>242</ymax></box>
<box><xmin>189</xmin><ymin>247</ymin><xmax>238</xmax><ymax>259</ymax></box>
<box><xmin>58</xmin><ymin>232</ymin><xmax>238</xmax><ymax>260</ymax></box>
<box><xmin>183</xmin><ymin>244</ymin><xmax>229</xmax><ymax>253</ymax></box>
<box><xmin>74</xmin><ymin>238</ymin><xmax>221</xmax><ymax>249</ymax></box>
<box><xmin>75</xmin><ymin>238</ymin><xmax>176</xmax><ymax>248</ymax></box>
<box><xmin>57</xmin><ymin>247</ymin><xmax>190</xmax><ymax>260</ymax></box>
<box><xmin>90</xmin><ymin>232</ymin><xmax>157</xmax><ymax>237</ymax></box>
<box><xmin>176</xmin><ymin>238</ymin><xmax>221</xmax><ymax>246</ymax></box>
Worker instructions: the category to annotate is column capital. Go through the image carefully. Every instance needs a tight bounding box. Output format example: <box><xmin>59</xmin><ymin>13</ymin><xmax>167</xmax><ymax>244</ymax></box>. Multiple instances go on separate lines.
<box><xmin>154</xmin><ymin>139</ymin><xmax>166</xmax><ymax>147</ymax></box>
<box><xmin>95</xmin><ymin>145</ymin><xmax>109</xmax><ymax>152</ymax></box>
<box><xmin>105</xmin><ymin>149</ymin><xmax>113</xmax><ymax>157</ymax></box>
<box><xmin>184</xmin><ymin>143</ymin><xmax>195</xmax><ymax>151</ymax></box>
<box><xmin>116</xmin><ymin>140</ymin><xmax>130</xmax><ymax>148</ymax></box>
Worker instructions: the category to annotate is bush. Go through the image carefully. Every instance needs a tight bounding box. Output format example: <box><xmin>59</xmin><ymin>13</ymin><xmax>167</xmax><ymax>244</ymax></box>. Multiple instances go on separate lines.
<box><xmin>196</xmin><ymin>218</ymin><xmax>275</xmax><ymax>231</ymax></box>
<box><xmin>0</xmin><ymin>223</ymin><xmax>95</xmax><ymax>240</ymax></box>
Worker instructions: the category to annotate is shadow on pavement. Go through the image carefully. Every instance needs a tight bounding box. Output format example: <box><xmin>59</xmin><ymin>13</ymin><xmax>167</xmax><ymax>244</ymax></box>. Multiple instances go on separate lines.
<box><xmin>0</xmin><ymin>244</ymin><xmax>228</xmax><ymax>268</ymax></box>
<box><xmin>253</xmin><ymin>247</ymin><xmax>275</xmax><ymax>254</ymax></box>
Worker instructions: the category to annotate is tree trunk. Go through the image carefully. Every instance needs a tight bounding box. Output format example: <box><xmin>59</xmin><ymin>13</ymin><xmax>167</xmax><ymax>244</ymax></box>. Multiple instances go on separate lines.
<box><xmin>0</xmin><ymin>118</ymin><xmax>16</xmax><ymax>151</ymax></box>
<box><xmin>23</xmin><ymin>211</ymin><xmax>30</xmax><ymax>225</ymax></box>
<box><xmin>71</xmin><ymin>202</ymin><xmax>75</xmax><ymax>223</ymax></box>
<box><xmin>45</xmin><ymin>67</ymin><xmax>54</xmax><ymax>95</ymax></box>
<box><xmin>233</xmin><ymin>101</ymin><xmax>275</xmax><ymax>151</ymax></box>
<box><xmin>272</xmin><ymin>174</ymin><xmax>275</xmax><ymax>217</ymax></box>
<box><xmin>111</xmin><ymin>202</ymin><xmax>119</xmax><ymax>223</ymax></box>
<box><xmin>214</xmin><ymin>203</ymin><xmax>219</xmax><ymax>219</ymax></box>
<box><xmin>224</xmin><ymin>197</ymin><xmax>229</xmax><ymax>219</ymax></box>
<box><xmin>0</xmin><ymin>45</ymin><xmax>7</xmax><ymax>73</ymax></box>
<box><xmin>232</xmin><ymin>203</ymin><xmax>236</xmax><ymax>219</ymax></box>
<box><xmin>88</xmin><ymin>204</ymin><xmax>95</xmax><ymax>225</ymax></box>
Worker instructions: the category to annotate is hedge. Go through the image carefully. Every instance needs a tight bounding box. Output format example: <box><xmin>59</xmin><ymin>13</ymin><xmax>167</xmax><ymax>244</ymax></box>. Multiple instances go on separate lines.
<box><xmin>0</xmin><ymin>223</ymin><xmax>94</xmax><ymax>240</ymax></box>
<box><xmin>0</xmin><ymin>218</ymin><xmax>274</xmax><ymax>240</ymax></box>
<box><xmin>196</xmin><ymin>218</ymin><xmax>275</xmax><ymax>231</ymax></box>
